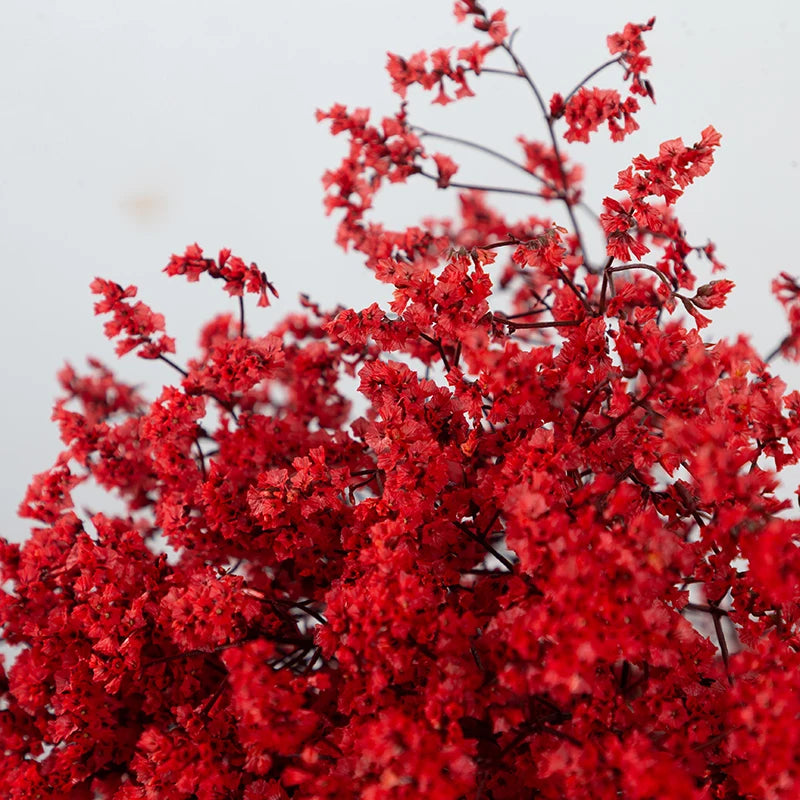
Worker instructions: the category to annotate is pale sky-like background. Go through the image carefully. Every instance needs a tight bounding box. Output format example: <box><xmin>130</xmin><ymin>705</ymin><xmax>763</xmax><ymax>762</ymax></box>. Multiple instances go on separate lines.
<box><xmin>2</xmin><ymin>1</ymin><xmax>799</xmax><ymax>542</ymax></box>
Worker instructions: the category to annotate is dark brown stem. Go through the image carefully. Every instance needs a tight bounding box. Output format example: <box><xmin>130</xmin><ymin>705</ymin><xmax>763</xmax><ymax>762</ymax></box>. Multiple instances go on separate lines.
<box><xmin>571</xmin><ymin>378</ymin><xmax>611</xmax><ymax>436</ymax></box>
<box><xmin>157</xmin><ymin>354</ymin><xmax>190</xmax><ymax>378</ymax></box>
<box><xmin>557</xmin><ymin>266</ymin><xmax>593</xmax><ymax>313</ymax></box>
<box><xmin>194</xmin><ymin>438</ymin><xmax>208</xmax><ymax>481</ymax></box>
<box><xmin>414</xmin><ymin>127</ymin><xmax>556</xmax><ymax>190</ymax></box>
<box><xmin>608</xmin><ymin>262</ymin><xmax>673</xmax><ymax>290</ymax></box>
<box><xmin>560</xmin><ymin>56</ymin><xmax>624</xmax><ymax>109</ymax></box>
<box><xmin>419</xmin><ymin>332</ymin><xmax>452</xmax><ymax>371</ymax></box>
<box><xmin>158</xmin><ymin>354</ymin><xmax>239</xmax><ymax>423</ymax></box>
<box><xmin>271</xmin><ymin>645</ymin><xmax>313</xmax><ymax>672</ymax></box>
<box><xmin>454</xmin><ymin>520</ymin><xmax>515</xmax><ymax>573</ymax></box>
<box><xmin>272</xmin><ymin>597</ymin><xmax>328</xmax><ymax>625</ymax></box>
<box><xmin>692</xmin><ymin>730</ymin><xmax>732</xmax><ymax>752</ymax></box>
<box><xmin>200</xmin><ymin>676</ymin><xmax>228</xmax><ymax>718</ymax></box>
<box><xmin>477</xmin><ymin>66</ymin><xmax>525</xmax><ymax>78</ymax></box>
<box><xmin>484</xmin><ymin>237</ymin><xmax>591</xmax><ymax>314</ymax></box>
<box><xmin>539</xmin><ymin>725</ymin><xmax>582</xmax><ymax>747</ymax></box>
<box><xmin>142</xmin><ymin>636</ymin><xmax>256</xmax><ymax>667</ymax></box>
<box><xmin>711</xmin><ymin>609</ymin><xmax>733</xmax><ymax>685</ymax></box>
<box><xmin>480</xmin><ymin>509</ymin><xmax>502</xmax><ymax>539</ymax></box>
<box><xmin>498</xmin><ymin>307</ymin><xmax>549</xmax><ymax>320</ymax></box>
<box><xmin>501</xmin><ymin>42</ymin><xmax>592</xmax><ymax>271</ymax></box>
<box><xmin>598</xmin><ymin>256</ymin><xmax>614</xmax><ymax>313</ymax></box>
<box><xmin>581</xmin><ymin>386</ymin><xmax>655</xmax><ymax>446</ymax></box>
<box><xmin>493</xmin><ymin>314</ymin><xmax>582</xmax><ymax>331</ymax></box>
<box><xmin>685</xmin><ymin>602</ymin><xmax>728</xmax><ymax>617</ymax></box>
<box><xmin>418</xmin><ymin>169</ymin><xmax>551</xmax><ymax>201</ymax></box>
<box><xmin>483</xmin><ymin>238</ymin><xmax>522</xmax><ymax>250</ymax></box>
<box><xmin>765</xmin><ymin>337</ymin><xmax>787</xmax><ymax>363</ymax></box>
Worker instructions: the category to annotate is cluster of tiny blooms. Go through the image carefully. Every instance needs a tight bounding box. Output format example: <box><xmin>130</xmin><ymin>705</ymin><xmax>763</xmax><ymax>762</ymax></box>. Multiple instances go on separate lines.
<box><xmin>3</xmin><ymin>3</ymin><xmax>800</xmax><ymax>798</ymax></box>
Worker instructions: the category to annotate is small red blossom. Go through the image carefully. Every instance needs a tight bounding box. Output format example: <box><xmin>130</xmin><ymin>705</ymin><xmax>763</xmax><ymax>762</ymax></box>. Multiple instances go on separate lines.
<box><xmin>772</xmin><ymin>271</ymin><xmax>800</xmax><ymax>360</ymax></box>
<box><xmin>386</xmin><ymin>46</ymin><xmax>479</xmax><ymax>104</ymax></box>
<box><xmin>563</xmin><ymin>87</ymin><xmax>639</xmax><ymax>143</ymax></box>
<box><xmin>511</xmin><ymin>228</ymin><xmax>567</xmax><ymax>276</ymax></box>
<box><xmin>549</xmin><ymin>91</ymin><xmax>565</xmax><ymax>119</ymax></box>
<box><xmin>690</xmin><ymin>279</ymin><xmax>735</xmax><ymax>310</ymax></box>
<box><xmin>432</xmin><ymin>152</ymin><xmax>459</xmax><ymax>187</ymax></box>
<box><xmin>558</xmin><ymin>17</ymin><xmax>655</xmax><ymax>146</ymax></box>
<box><xmin>90</xmin><ymin>277</ymin><xmax>176</xmax><ymax>359</ymax></box>
<box><xmin>518</xmin><ymin>137</ymin><xmax>583</xmax><ymax>202</ymax></box>
<box><xmin>454</xmin><ymin>2</ymin><xmax>508</xmax><ymax>44</ymax></box>
<box><xmin>607</xmin><ymin>17</ymin><xmax>656</xmax><ymax>98</ymax></box>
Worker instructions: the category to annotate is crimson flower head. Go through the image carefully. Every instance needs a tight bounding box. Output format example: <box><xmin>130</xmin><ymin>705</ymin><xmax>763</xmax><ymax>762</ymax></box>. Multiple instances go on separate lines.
<box><xmin>165</xmin><ymin>244</ymin><xmax>277</xmax><ymax>308</ymax></box>
<box><xmin>432</xmin><ymin>152</ymin><xmax>459</xmax><ymax>187</ymax></box>
<box><xmin>90</xmin><ymin>277</ymin><xmax>176</xmax><ymax>358</ymax></box>
<box><xmin>690</xmin><ymin>279</ymin><xmax>735</xmax><ymax>310</ymax></box>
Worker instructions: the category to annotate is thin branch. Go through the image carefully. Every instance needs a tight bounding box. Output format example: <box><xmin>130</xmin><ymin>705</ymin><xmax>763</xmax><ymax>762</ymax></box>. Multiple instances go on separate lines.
<box><xmin>157</xmin><ymin>354</ymin><xmax>189</xmax><ymax>378</ymax></box>
<box><xmin>598</xmin><ymin>256</ymin><xmax>614</xmax><ymax>313</ymax></box>
<box><xmin>497</xmin><ymin>307</ymin><xmax>549</xmax><ymax>320</ymax></box>
<box><xmin>692</xmin><ymin>730</ymin><xmax>732</xmax><ymax>752</ymax></box>
<box><xmin>711</xmin><ymin>610</ymin><xmax>733</xmax><ymax>685</ymax></box>
<box><xmin>571</xmin><ymin>378</ymin><xmax>610</xmax><ymax>436</ymax></box>
<box><xmin>501</xmin><ymin>41</ymin><xmax>593</xmax><ymax>271</ymax></box>
<box><xmin>272</xmin><ymin>598</ymin><xmax>328</xmax><ymax>625</ymax></box>
<box><xmin>492</xmin><ymin>314</ymin><xmax>582</xmax><ymax>331</ymax></box>
<box><xmin>539</xmin><ymin>725</ymin><xmax>582</xmax><ymax>748</ymax></box>
<box><xmin>158</xmin><ymin>354</ymin><xmax>239</xmax><ymax>423</ymax></box>
<box><xmin>482</xmin><ymin>235</ymin><xmax>592</xmax><ymax>314</ymax></box>
<box><xmin>600</xmin><ymin>260</ymin><xmax>674</xmax><ymax>314</ymax></box>
<box><xmin>685</xmin><ymin>602</ymin><xmax>728</xmax><ymax>617</ymax></box>
<box><xmin>483</xmin><ymin>238</ymin><xmax>523</xmax><ymax>250</ymax></box>
<box><xmin>142</xmin><ymin>636</ymin><xmax>255</xmax><ymax>667</ymax></box>
<box><xmin>200</xmin><ymin>676</ymin><xmax>228</xmax><ymax>718</ymax></box>
<box><xmin>765</xmin><ymin>337</ymin><xmax>788</xmax><ymax>363</ymax></box>
<box><xmin>418</xmin><ymin>169</ymin><xmax>551</xmax><ymax>200</ymax></box>
<box><xmin>480</xmin><ymin>509</ymin><xmax>502</xmax><ymax>539</ymax></box>
<box><xmin>413</xmin><ymin>127</ymin><xmax>558</xmax><ymax>191</ymax></box>
<box><xmin>416</xmin><ymin>127</ymin><xmax>603</xmax><ymax>240</ymax></box>
<box><xmin>194</xmin><ymin>438</ymin><xmax>208</xmax><ymax>481</ymax></box>
<box><xmin>477</xmin><ymin>66</ymin><xmax>526</xmax><ymax>78</ymax></box>
<box><xmin>561</xmin><ymin>56</ymin><xmax>624</xmax><ymax>108</ymax></box>
<box><xmin>419</xmin><ymin>332</ymin><xmax>452</xmax><ymax>371</ymax></box>
<box><xmin>557</xmin><ymin>266</ymin><xmax>593</xmax><ymax>313</ymax></box>
<box><xmin>461</xmin><ymin>568</ymin><xmax>513</xmax><ymax>577</ymax></box>
<box><xmin>581</xmin><ymin>386</ymin><xmax>656</xmax><ymax>446</ymax></box>
<box><xmin>454</xmin><ymin>520</ymin><xmax>515</xmax><ymax>572</ymax></box>
<box><xmin>608</xmin><ymin>262</ymin><xmax>674</xmax><ymax>291</ymax></box>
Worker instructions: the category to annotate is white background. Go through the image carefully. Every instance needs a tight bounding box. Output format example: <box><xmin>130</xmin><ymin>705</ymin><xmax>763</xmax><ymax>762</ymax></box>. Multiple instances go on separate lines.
<box><xmin>2</xmin><ymin>1</ymin><xmax>799</xmax><ymax>541</ymax></box>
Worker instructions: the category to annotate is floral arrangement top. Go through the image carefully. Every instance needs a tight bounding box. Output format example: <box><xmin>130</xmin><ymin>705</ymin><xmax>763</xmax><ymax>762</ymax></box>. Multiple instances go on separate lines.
<box><xmin>2</xmin><ymin>2</ymin><xmax>800</xmax><ymax>798</ymax></box>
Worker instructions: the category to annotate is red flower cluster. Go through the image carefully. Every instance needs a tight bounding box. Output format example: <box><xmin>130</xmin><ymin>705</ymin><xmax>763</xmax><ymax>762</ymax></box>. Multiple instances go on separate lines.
<box><xmin>607</xmin><ymin>17</ymin><xmax>657</xmax><ymax>99</ymax></box>
<box><xmin>385</xmin><ymin>1</ymin><xmax>508</xmax><ymax>106</ymax></box>
<box><xmin>562</xmin><ymin>87</ymin><xmax>641</xmax><ymax>144</ymax></box>
<box><xmin>386</xmin><ymin>46</ymin><xmax>489</xmax><ymax>106</ymax></box>
<box><xmin>601</xmin><ymin>125</ymin><xmax>723</xmax><ymax>271</ymax></box>
<box><xmin>90</xmin><ymin>278</ymin><xmax>175</xmax><ymax>359</ymax></box>
<box><xmin>165</xmin><ymin>243</ymin><xmax>278</xmax><ymax>308</ymax></box>
<box><xmin>772</xmin><ymin>272</ymin><xmax>800</xmax><ymax>360</ymax></box>
<box><xmin>553</xmin><ymin>17</ymin><xmax>655</xmax><ymax>144</ymax></box>
<box><xmin>453</xmin><ymin>1</ymin><xmax>508</xmax><ymax>45</ymax></box>
<box><xmin>4</xmin><ymin>5</ymin><xmax>800</xmax><ymax>800</ymax></box>
<box><xmin>516</xmin><ymin>137</ymin><xmax>583</xmax><ymax>204</ymax></box>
